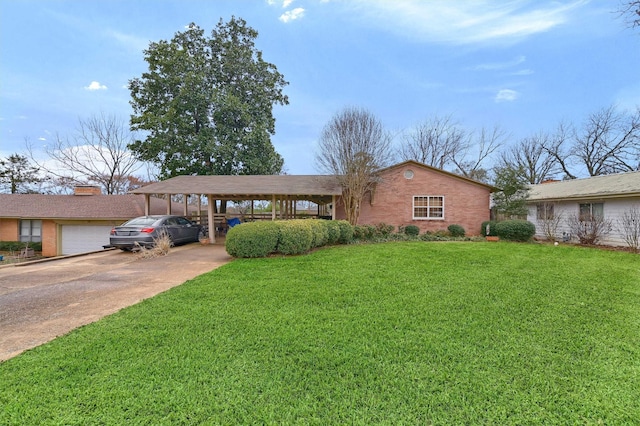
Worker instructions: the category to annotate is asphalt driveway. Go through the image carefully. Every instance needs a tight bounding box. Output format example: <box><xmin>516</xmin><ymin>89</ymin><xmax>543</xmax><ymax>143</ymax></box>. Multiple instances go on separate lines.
<box><xmin>0</xmin><ymin>243</ymin><xmax>232</xmax><ymax>362</ymax></box>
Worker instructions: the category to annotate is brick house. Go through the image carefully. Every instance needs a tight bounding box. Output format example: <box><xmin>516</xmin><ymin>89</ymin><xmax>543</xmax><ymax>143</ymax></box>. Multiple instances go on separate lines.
<box><xmin>334</xmin><ymin>161</ymin><xmax>494</xmax><ymax>234</ymax></box>
<box><xmin>131</xmin><ymin>161</ymin><xmax>495</xmax><ymax>241</ymax></box>
<box><xmin>0</xmin><ymin>186</ymin><xmax>187</xmax><ymax>257</ymax></box>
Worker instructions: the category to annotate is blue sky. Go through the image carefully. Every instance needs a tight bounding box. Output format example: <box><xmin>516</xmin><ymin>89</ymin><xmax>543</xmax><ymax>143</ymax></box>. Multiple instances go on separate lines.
<box><xmin>1</xmin><ymin>0</ymin><xmax>639</xmax><ymax>177</ymax></box>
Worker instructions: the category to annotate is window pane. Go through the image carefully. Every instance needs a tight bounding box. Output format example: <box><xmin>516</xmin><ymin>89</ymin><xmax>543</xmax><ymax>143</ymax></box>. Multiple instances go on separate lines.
<box><xmin>20</xmin><ymin>220</ymin><xmax>31</xmax><ymax>235</ymax></box>
<box><xmin>32</xmin><ymin>220</ymin><xmax>42</xmax><ymax>236</ymax></box>
<box><xmin>430</xmin><ymin>208</ymin><xmax>443</xmax><ymax>218</ymax></box>
<box><xmin>592</xmin><ymin>203</ymin><xmax>604</xmax><ymax>219</ymax></box>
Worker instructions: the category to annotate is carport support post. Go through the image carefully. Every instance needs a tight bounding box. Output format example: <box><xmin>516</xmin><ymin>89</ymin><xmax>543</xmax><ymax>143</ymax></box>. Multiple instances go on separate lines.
<box><xmin>144</xmin><ymin>194</ymin><xmax>150</xmax><ymax>216</ymax></box>
<box><xmin>207</xmin><ymin>194</ymin><xmax>215</xmax><ymax>243</ymax></box>
<box><xmin>183</xmin><ymin>194</ymin><xmax>189</xmax><ymax>217</ymax></box>
<box><xmin>272</xmin><ymin>194</ymin><xmax>276</xmax><ymax>220</ymax></box>
<box><xmin>166</xmin><ymin>196</ymin><xmax>171</xmax><ymax>215</ymax></box>
<box><xmin>332</xmin><ymin>195</ymin><xmax>336</xmax><ymax>220</ymax></box>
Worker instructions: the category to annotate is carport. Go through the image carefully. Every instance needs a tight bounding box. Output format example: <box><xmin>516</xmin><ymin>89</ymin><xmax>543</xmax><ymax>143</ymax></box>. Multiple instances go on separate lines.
<box><xmin>129</xmin><ymin>175</ymin><xmax>343</xmax><ymax>243</ymax></box>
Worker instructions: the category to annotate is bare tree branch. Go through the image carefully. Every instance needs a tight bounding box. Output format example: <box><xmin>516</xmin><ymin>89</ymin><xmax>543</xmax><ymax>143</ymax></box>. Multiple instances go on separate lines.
<box><xmin>315</xmin><ymin>107</ymin><xmax>394</xmax><ymax>225</ymax></box>
<box><xmin>499</xmin><ymin>132</ymin><xmax>560</xmax><ymax>184</ymax></box>
<box><xmin>450</xmin><ymin>125</ymin><xmax>506</xmax><ymax>182</ymax></box>
<box><xmin>26</xmin><ymin>113</ymin><xmax>143</xmax><ymax>194</ymax></box>
<box><xmin>397</xmin><ymin>115</ymin><xmax>465</xmax><ymax>170</ymax></box>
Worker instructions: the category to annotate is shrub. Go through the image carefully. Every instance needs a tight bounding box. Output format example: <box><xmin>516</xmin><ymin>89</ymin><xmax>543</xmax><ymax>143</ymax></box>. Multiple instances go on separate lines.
<box><xmin>0</xmin><ymin>241</ymin><xmax>42</xmax><ymax>252</ymax></box>
<box><xmin>447</xmin><ymin>224</ymin><xmax>465</xmax><ymax>237</ymax></box>
<box><xmin>481</xmin><ymin>221</ymin><xmax>498</xmax><ymax>237</ymax></box>
<box><xmin>277</xmin><ymin>220</ymin><xmax>313</xmax><ymax>255</ymax></box>
<box><xmin>494</xmin><ymin>220</ymin><xmax>536</xmax><ymax>242</ymax></box>
<box><xmin>325</xmin><ymin>220</ymin><xmax>341</xmax><ymax>244</ymax></box>
<box><xmin>420</xmin><ymin>231</ymin><xmax>450</xmax><ymax>241</ymax></box>
<box><xmin>335</xmin><ymin>220</ymin><xmax>354</xmax><ymax>243</ymax></box>
<box><xmin>567</xmin><ymin>214</ymin><xmax>613</xmax><ymax>245</ymax></box>
<box><xmin>225</xmin><ymin>221</ymin><xmax>280</xmax><ymax>258</ymax></box>
<box><xmin>375</xmin><ymin>223</ymin><xmax>395</xmax><ymax>237</ymax></box>
<box><xmin>404</xmin><ymin>225</ymin><xmax>420</xmax><ymax>236</ymax></box>
<box><xmin>353</xmin><ymin>225</ymin><xmax>376</xmax><ymax>240</ymax></box>
<box><xmin>308</xmin><ymin>219</ymin><xmax>329</xmax><ymax>248</ymax></box>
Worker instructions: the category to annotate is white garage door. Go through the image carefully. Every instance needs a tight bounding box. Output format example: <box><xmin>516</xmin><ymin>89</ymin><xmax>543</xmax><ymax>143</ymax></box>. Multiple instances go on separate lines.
<box><xmin>61</xmin><ymin>225</ymin><xmax>114</xmax><ymax>255</ymax></box>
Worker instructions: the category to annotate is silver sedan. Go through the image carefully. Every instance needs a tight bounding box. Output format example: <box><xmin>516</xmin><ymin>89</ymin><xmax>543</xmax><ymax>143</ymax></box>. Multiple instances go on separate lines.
<box><xmin>109</xmin><ymin>215</ymin><xmax>205</xmax><ymax>251</ymax></box>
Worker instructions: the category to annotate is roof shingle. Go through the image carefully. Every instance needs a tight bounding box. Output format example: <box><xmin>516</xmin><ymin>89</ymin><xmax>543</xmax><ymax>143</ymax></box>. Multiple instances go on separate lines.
<box><xmin>0</xmin><ymin>194</ymin><xmax>184</xmax><ymax>219</ymax></box>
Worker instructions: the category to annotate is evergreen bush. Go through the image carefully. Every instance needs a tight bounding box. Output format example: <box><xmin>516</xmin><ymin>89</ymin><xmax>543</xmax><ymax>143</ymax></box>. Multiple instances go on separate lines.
<box><xmin>225</xmin><ymin>221</ymin><xmax>280</xmax><ymax>258</ymax></box>
<box><xmin>336</xmin><ymin>220</ymin><xmax>354</xmax><ymax>243</ymax></box>
<box><xmin>277</xmin><ymin>220</ymin><xmax>313</xmax><ymax>255</ymax></box>
<box><xmin>308</xmin><ymin>219</ymin><xmax>329</xmax><ymax>248</ymax></box>
<box><xmin>481</xmin><ymin>221</ymin><xmax>498</xmax><ymax>236</ymax></box>
<box><xmin>494</xmin><ymin>220</ymin><xmax>536</xmax><ymax>242</ymax></box>
<box><xmin>404</xmin><ymin>225</ymin><xmax>420</xmax><ymax>236</ymax></box>
<box><xmin>447</xmin><ymin>224</ymin><xmax>466</xmax><ymax>237</ymax></box>
<box><xmin>325</xmin><ymin>220</ymin><xmax>341</xmax><ymax>244</ymax></box>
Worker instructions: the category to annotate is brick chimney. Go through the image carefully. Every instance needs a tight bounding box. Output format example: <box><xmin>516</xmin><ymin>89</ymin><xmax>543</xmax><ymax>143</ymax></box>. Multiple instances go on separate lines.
<box><xmin>74</xmin><ymin>185</ymin><xmax>102</xmax><ymax>196</ymax></box>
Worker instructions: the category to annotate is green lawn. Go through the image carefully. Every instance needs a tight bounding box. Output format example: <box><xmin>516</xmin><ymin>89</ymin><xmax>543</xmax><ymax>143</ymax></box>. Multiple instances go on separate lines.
<box><xmin>1</xmin><ymin>242</ymin><xmax>639</xmax><ymax>424</ymax></box>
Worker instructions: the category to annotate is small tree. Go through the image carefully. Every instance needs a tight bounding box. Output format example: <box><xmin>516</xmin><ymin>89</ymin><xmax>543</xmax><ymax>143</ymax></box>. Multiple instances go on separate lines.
<box><xmin>315</xmin><ymin>107</ymin><xmax>394</xmax><ymax>225</ymax></box>
<box><xmin>0</xmin><ymin>153</ymin><xmax>43</xmax><ymax>193</ymax></box>
<box><xmin>492</xmin><ymin>165</ymin><xmax>530</xmax><ymax>217</ymax></box>
<box><xmin>618</xmin><ymin>206</ymin><xmax>640</xmax><ymax>252</ymax></box>
<box><xmin>566</xmin><ymin>213</ymin><xmax>613</xmax><ymax>245</ymax></box>
<box><xmin>536</xmin><ymin>202</ymin><xmax>563</xmax><ymax>242</ymax></box>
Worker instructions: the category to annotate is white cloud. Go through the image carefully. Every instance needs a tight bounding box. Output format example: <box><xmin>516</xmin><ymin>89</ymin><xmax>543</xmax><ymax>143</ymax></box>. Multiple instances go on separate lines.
<box><xmin>84</xmin><ymin>81</ymin><xmax>107</xmax><ymax>91</ymax></box>
<box><xmin>279</xmin><ymin>7</ymin><xmax>305</xmax><ymax>23</ymax></box>
<box><xmin>473</xmin><ymin>56</ymin><xmax>526</xmax><ymax>71</ymax></box>
<box><xmin>510</xmin><ymin>69</ymin><xmax>535</xmax><ymax>76</ymax></box>
<box><xmin>283</xmin><ymin>0</ymin><xmax>295</xmax><ymax>7</ymax></box>
<box><xmin>495</xmin><ymin>89</ymin><xmax>519</xmax><ymax>102</ymax></box>
<box><xmin>345</xmin><ymin>0</ymin><xmax>588</xmax><ymax>45</ymax></box>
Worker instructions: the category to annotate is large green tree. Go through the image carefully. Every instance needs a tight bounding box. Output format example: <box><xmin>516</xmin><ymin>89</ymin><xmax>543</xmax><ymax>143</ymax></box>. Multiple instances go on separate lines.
<box><xmin>0</xmin><ymin>153</ymin><xmax>42</xmax><ymax>194</ymax></box>
<box><xmin>128</xmin><ymin>18</ymin><xmax>288</xmax><ymax>179</ymax></box>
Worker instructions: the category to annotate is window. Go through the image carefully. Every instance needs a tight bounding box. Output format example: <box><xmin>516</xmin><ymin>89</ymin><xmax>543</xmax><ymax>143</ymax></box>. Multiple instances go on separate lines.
<box><xmin>413</xmin><ymin>196</ymin><xmax>444</xmax><ymax>219</ymax></box>
<box><xmin>20</xmin><ymin>219</ymin><xmax>42</xmax><ymax>243</ymax></box>
<box><xmin>579</xmin><ymin>203</ymin><xmax>604</xmax><ymax>221</ymax></box>
<box><xmin>536</xmin><ymin>203</ymin><xmax>554</xmax><ymax>220</ymax></box>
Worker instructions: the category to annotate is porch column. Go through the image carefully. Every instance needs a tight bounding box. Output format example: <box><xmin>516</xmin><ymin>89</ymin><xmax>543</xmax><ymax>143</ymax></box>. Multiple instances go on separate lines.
<box><xmin>331</xmin><ymin>195</ymin><xmax>336</xmax><ymax>220</ymax></box>
<box><xmin>166</xmin><ymin>196</ymin><xmax>171</xmax><ymax>215</ymax></box>
<box><xmin>183</xmin><ymin>194</ymin><xmax>189</xmax><ymax>216</ymax></box>
<box><xmin>207</xmin><ymin>194</ymin><xmax>215</xmax><ymax>244</ymax></box>
<box><xmin>272</xmin><ymin>194</ymin><xmax>276</xmax><ymax>220</ymax></box>
<box><xmin>144</xmin><ymin>194</ymin><xmax>150</xmax><ymax>216</ymax></box>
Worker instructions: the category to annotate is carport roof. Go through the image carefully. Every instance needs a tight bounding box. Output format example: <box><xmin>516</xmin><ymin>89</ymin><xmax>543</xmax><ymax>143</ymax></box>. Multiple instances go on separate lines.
<box><xmin>130</xmin><ymin>174</ymin><xmax>343</xmax><ymax>199</ymax></box>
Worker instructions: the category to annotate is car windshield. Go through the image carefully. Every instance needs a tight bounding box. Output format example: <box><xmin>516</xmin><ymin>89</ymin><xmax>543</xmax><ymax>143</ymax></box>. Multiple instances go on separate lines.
<box><xmin>122</xmin><ymin>217</ymin><xmax>159</xmax><ymax>227</ymax></box>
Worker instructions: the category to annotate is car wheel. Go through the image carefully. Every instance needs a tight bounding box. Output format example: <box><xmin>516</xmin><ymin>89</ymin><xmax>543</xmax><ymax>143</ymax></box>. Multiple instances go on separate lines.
<box><xmin>197</xmin><ymin>228</ymin><xmax>206</xmax><ymax>241</ymax></box>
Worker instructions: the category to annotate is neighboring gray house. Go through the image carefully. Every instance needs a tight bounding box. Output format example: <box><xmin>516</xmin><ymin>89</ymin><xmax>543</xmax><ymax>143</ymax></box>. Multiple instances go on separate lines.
<box><xmin>526</xmin><ymin>171</ymin><xmax>640</xmax><ymax>246</ymax></box>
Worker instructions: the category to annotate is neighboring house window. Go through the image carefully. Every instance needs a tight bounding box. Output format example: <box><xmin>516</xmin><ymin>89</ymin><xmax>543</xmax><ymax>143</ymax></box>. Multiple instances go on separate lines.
<box><xmin>413</xmin><ymin>196</ymin><xmax>444</xmax><ymax>219</ymax></box>
<box><xmin>536</xmin><ymin>203</ymin><xmax>554</xmax><ymax>220</ymax></box>
<box><xmin>20</xmin><ymin>219</ymin><xmax>42</xmax><ymax>242</ymax></box>
<box><xmin>579</xmin><ymin>203</ymin><xmax>604</xmax><ymax>221</ymax></box>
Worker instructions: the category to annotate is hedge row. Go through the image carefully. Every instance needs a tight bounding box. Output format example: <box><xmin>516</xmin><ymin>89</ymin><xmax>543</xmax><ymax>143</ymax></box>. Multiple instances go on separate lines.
<box><xmin>226</xmin><ymin>219</ymin><xmax>538</xmax><ymax>258</ymax></box>
<box><xmin>481</xmin><ymin>220</ymin><xmax>536</xmax><ymax>242</ymax></box>
<box><xmin>225</xmin><ymin>219</ymin><xmax>353</xmax><ymax>258</ymax></box>
<box><xmin>0</xmin><ymin>241</ymin><xmax>42</xmax><ymax>251</ymax></box>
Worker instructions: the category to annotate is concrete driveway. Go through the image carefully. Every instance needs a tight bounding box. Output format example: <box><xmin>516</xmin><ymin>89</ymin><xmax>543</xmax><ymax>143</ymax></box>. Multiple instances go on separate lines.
<box><xmin>0</xmin><ymin>243</ymin><xmax>232</xmax><ymax>362</ymax></box>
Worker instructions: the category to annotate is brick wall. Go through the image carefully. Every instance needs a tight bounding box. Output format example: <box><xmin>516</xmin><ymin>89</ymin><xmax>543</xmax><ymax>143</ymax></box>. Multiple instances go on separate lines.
<box><xmin>0</xmin><ymin>219</ymin><xmax>19</xmax><ymax>241</ymax></box>
<box><xmin>41</xmin><ymin>220</ymin><xmax>58</xmax><ymax>257</ymax></box>
<box><xmin>336</xmin><ymin>163</ymin><xmax>491</xmax><ymax>235</ymax></box>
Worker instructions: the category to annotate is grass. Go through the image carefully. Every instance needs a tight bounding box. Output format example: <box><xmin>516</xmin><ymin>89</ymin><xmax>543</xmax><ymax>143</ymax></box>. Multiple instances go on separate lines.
<box><xmin>1</xmin><ymin>242</ymin><xmax>639</xmax><ymax>424</ymax></box>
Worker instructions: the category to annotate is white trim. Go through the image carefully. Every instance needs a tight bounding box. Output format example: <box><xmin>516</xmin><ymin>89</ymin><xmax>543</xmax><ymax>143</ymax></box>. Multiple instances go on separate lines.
<box><xmin>412</xmin><ymin>195</ymin><xmax>445</xmax><ymax>220</ymax></box>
